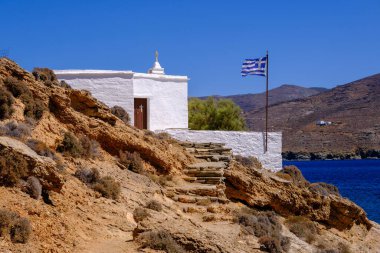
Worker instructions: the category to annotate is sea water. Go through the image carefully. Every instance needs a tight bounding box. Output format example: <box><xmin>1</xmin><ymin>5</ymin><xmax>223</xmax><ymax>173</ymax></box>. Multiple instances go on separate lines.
<box><xmin>283</xmin><ymin>159</ymin><xmax>380</xmax><ymax>223</ymax></box>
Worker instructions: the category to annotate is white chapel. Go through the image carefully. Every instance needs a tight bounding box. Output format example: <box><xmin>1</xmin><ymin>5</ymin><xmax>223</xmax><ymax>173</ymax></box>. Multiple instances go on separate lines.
<box><xmin>54</xmin><ymin>51</ymin><xmax>189</xmax><ymax>131</ymax></box>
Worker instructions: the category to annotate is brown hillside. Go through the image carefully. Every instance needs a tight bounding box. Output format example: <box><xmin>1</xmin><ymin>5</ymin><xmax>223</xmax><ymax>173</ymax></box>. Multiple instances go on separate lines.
<box><xmin>198</xmin><ymin>85</ymin><xmax>327</xmax><ymax>112</ymax></box>
<box><xmin>245</xmin><ymin>74</ymin><xmax>380</xmax><ymax>157</ymax></box>
<box><xmin>0</xmin><ymin>58</ymin><xmax>379</xmax><ymax>252</ymax></box>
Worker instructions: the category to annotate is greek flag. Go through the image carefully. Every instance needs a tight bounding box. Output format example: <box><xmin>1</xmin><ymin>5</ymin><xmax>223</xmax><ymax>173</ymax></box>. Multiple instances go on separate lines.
<box><xmin>241</xmin><ymin>56</ymin><xmax>267</xmax><ymax>77</ymax></box>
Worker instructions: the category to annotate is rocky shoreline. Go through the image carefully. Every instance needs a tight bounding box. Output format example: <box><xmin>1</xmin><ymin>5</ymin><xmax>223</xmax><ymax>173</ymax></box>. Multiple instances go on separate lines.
<box><xmin>282</xmin><ymin>150</ymin><xmax>380</xmax><ymax>161</ymax></box>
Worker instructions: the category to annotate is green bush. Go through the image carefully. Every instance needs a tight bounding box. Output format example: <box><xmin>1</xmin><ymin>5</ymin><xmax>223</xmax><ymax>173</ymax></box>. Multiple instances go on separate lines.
<box><xmin>0</xmin><ymin>86</ymin><xmax>14</xmax><ymax>120</ymax></box>
<box><xmin>119</xmin><ymin>151</ymin><xmax>144</xmax><ymax>173</ymax></box>
<box><xmin>188</xmin><ymin>97</ymin><xmax>246</xmax><ymax>130</ymax></box>
<box><xmin>137</xmin><ymin>230</ymin><xmax>184</xmax><ymax>253</ymax></box>
<box><xmin>0</xmin><ymin>209</ymin><xmax>31</xmax><ymax>244</ymax></box>
<box><xmin>93</xmin><ymin>176</ymin><xmax>121</xmax><ymax>200</ymax></box>
<box><xmin>110</xmin><ymin>106</ymin><xmax>130</xmax><ymax>124</ymax></box>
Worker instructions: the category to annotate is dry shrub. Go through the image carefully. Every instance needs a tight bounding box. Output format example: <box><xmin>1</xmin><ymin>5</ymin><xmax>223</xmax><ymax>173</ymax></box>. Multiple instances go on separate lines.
<box><xmin>235</xmin><ymin>209</ymin><xmax>290</xmax><ymax>252</ymax></box>
<box><xmin>279</xmin><ymin>166</ymin><xmax>309</xmax><ymax>187</ymax></box>
<box><xmin>93</xmin><ymin>176</ymin><xmax>121</xmax><ymax>200</ymax></box>
<box><xmin>137</xmin><ymin>230</ymin><xmax>184</xmax><ymax>253</ymax></box>
<box><xmin>2</xmin><ymin>121</ymin><xmax>31</xmax><ymax>139</ymax></box>
<box><xmin>78</xmin><ymin>134</ymin><xmax>102</xmax><ymax>159</ymax></box>
<box><xmin>146</xmin><ymin>200</ymin><xmax>163</xmax><ymax>212</ymax></box>
<box><xmin>286</xmin><ymin>216</ymin><xmax>317</xmax><ymax>243</ymax></box>
<box><xmin>133</xmin><ymin>207</ymin><xmax>150</xmax><ymax>222</ymax></box>
<box><xmin>119</xmin><ymin>151</ymin><xmax>144</xmax><ymax>173</ymax></box>
<box><xmin>110</xmin><ymin>106</ymin><xmax>130</xmax><ymax>124</ymax></box>
<box><xmin>4</xmin><ymin>77</ymin><xmax>29</xmax><ymax>98</ymax></box>
<box><xmin>0</xmin><ymin>86</ymin><xmax>14</xmax><ymax>120</ymax></box>
<box><xmin>26</xmin><ymin>139</ymin><xmax>55</xmax><ymax>158</ymax></box>
<box><xmin>74</xmin><ymin>167</ymin><xmax>100</xmax><ymax>184</ymax></box>
<box><xmin>26</xmin><ymin>176</ymin><xmax>42</xmax><ymax>200</ymax></box>
<box><xmin>258</xmin><ymin>236</ymin><xmax>282</xmax><ymax>253</ymax></box>
<box><xmin>235</xmin><ymin>155</ymin><xmax>263</xmax><ymax>170</ymax></box>
<box><xmin>57</xmin><ymin>132</ymin><xmax>83</xmax><ymax>157</ymax></box>
<box><xmin>309</xmin><ymin>182</ymin><xmax>340</xmax><ymax>197</ymax></box>
<box><xmin>4</xmin><ymin>77</ymin><xmax>46</xmax><ymax>120</ymax></box>
<box><xmin>32</xmin><ymin>67</ymin><xmax>57</xmax><ymax>83</ymax></box>
<box><xmin>149</xmin><ymin>174</ymin><xmax>175</xmax><ymax>187</ymax></box>
<box><xmin>202</xmin><ymin>215</ymin><xmax>216</xmax><ymax>222</ymax></box>
<box><xmin>196</xmin><ymin>198</ymin><xmax>212</xmax><ymax>206</ymax></box>
<box><xmin>0</xmin><ymin>209</ymin><xmax>31</xmax><ymax>243</ymax></box>
<box><xmin>0</xmin><ymin>150</ymin><xmax>29</xmax><ymax>186</ymax></box>
<box><xmin>237</xmin><ymin>211</ymin><xmax>281</xmax><ymax>238</ymax></box>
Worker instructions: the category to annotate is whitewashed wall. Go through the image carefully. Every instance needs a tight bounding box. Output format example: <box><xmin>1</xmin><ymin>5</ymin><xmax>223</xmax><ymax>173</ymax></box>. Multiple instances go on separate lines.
<box><xmin>55</xmin><ymin>71</ymin><xmax>135</xmax><ymax>124</ymax></box>
<box><xmin>164</xmin><ymin>130</ymin><xmax>282</xmax><ymax>171</ymax></box>
<box><xmin>133</xmin><ymin>73</ymin><xmax>188</xmax><ymax>131</ymax></box>
<box><xmin>55</xmin><ymin>71</ymin><xmax>188</xmax><ymax>130</ymax></box>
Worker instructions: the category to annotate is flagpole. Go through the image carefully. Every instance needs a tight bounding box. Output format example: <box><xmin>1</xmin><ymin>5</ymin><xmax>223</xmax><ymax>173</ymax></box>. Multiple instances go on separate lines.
<box><xmin>265</xmin><ymin>50</ymin><xmax>269</xmax><ymax>153</ymax></box>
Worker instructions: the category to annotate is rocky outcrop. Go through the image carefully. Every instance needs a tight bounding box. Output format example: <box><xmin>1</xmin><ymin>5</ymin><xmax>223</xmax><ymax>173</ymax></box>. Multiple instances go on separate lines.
<box><xmin>0</xmin><ymin>136</ymin><xmax>64</xmax><ymax>192</ymax></box>
<box><xmin>224</xmin><ymin>161</ymin><xmax>371</xmax><ymax>230</ymax></box>
<box><xmin>0</xmin><ymin>58</ymin><xmax>194</xmax><ymax>173</ymax></box>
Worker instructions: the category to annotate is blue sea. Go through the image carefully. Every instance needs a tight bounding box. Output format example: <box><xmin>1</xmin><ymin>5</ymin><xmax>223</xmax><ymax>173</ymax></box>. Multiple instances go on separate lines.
<box><xmin>283</xmin><ymin>159</ymin><xmax>380</xmax><ymax>223</ymax></box>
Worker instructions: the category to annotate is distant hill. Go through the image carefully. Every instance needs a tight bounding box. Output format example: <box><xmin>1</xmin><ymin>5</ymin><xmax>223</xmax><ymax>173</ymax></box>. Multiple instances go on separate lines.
<box><xmin>245</xmin><ymin>74</ymin><xmax>380</xmax><ymax>158</ymax></box>
<box><xmin>198</xmin><ymin>85</ymin><xmax>328</xmax><ymax>112</ymax></box>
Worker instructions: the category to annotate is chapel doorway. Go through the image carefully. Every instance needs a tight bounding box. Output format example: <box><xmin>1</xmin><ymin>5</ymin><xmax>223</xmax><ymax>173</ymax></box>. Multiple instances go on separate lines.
<box><xmin>134</xmin><ymin>98</ymin><xmax>148</xmax><ymax>130</ymax></box>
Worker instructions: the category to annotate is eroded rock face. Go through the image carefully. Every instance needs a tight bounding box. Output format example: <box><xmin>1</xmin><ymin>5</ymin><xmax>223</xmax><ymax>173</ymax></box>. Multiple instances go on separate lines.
<box><xmin>0</xmin><ymin>136</ymin><xmax>64</xmax><ymax>192</ymax></box>
<box><xmin>224</xmin><ymin>161</ymin><xmax>371</xmax><ymax>230</ymax></box>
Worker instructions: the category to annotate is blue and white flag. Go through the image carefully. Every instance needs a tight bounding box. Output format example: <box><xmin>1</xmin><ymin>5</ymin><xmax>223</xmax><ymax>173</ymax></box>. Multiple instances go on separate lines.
<box><xmin>241</xmin><ymin>56</ymin><xmax>267</xmax><ymax>77</ymax></box>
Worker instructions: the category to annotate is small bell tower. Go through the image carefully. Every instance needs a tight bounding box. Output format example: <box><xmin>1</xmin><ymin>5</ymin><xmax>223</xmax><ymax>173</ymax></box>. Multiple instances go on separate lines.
<box><xmin>148</xmin><ymin>50</ymin><xmax>165</xmax><ymax>75</ymax></box>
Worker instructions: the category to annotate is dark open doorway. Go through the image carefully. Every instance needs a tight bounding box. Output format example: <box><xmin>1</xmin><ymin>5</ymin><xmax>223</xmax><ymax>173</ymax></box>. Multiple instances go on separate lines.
<box><xmin>134</xmin><ymin>98</ymin><xmax>147</xmax><ymax>129</ymax></box>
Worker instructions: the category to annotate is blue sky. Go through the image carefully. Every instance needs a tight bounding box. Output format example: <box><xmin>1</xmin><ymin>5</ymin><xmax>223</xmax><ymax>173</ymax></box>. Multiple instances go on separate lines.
<box><xmin>1</xmin><ymin>0</ymin><xmax>379</xmax><ymax>96</ymax></box>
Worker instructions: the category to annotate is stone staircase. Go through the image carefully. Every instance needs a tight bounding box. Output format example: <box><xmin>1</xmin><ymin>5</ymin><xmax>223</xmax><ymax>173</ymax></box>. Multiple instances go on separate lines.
<box><xmin>167</xmin><ymin>142</ymin><xmax>233</xmax><ymax>205</ymax></box>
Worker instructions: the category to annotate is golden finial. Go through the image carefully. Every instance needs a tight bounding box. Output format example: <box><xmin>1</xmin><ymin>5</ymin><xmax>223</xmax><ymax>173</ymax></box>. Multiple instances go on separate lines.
<box><xmin>155</xmin><ymin>50</ymin><xmax>159</xmax><ymax>62</ymax></box>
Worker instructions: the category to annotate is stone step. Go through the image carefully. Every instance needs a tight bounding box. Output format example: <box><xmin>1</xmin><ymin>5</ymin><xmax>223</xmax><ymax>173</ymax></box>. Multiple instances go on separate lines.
<box><xmin>183</xmin><ymin>176</ymin><xmax>225</xmax><ymax>184</ymax></box>
<box><xmin>167</xmin><ymin>185</ymin><xmax>225</xmax><ymax>197</ymax></box>
<box><xmin>171</xmin><ymin>195</ymin><xmax>229</xmax><ymax>205</ymax></box>
<box><xmin>187</xmin><ymin>162</ymin><xmax>227</xmax><ymax>170</ymax></box>
<box><xmin>180</xmin><ymin>142</ymin><xmax>226</xmax><ymax>148</ymax></box>
<box><xmin>194</xmin><ymin>154</ymin><xmax>231</xmax><ymax>162</ymax></box>
<box><xmin>184</xmin><ymin>170</ymin><xmax>224</xmax><ymax>177</ymax></box>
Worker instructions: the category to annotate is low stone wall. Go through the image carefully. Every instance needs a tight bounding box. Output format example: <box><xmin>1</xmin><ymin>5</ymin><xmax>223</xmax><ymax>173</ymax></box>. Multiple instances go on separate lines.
<box><xmin>163</xmin><ymin>130</ymin><xmax>282</xmax><ymax>172</ymax></box>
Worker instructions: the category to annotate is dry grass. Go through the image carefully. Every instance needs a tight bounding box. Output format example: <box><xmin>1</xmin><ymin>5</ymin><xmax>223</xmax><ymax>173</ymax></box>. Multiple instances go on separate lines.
<box><xmin>26</xmin><ymin>139</ymin><xmax>55</xmax><ymax>158</ymax></box>
<box><xmin>57</xmin><ymin>132</ymin><xmax>83</xmax><ymax>157</ymax></box>
<box><xmin>285</xmin><ymin>216</ymin><xmax>318</xmax><ymax>243</ymax></box>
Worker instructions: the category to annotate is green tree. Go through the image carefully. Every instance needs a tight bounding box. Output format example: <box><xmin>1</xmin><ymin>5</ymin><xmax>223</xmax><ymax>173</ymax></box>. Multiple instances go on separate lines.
<box><xmin>188</xmin><ymin>97</ymin><xmax>246</xmax><ymax>130</ymax></box>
